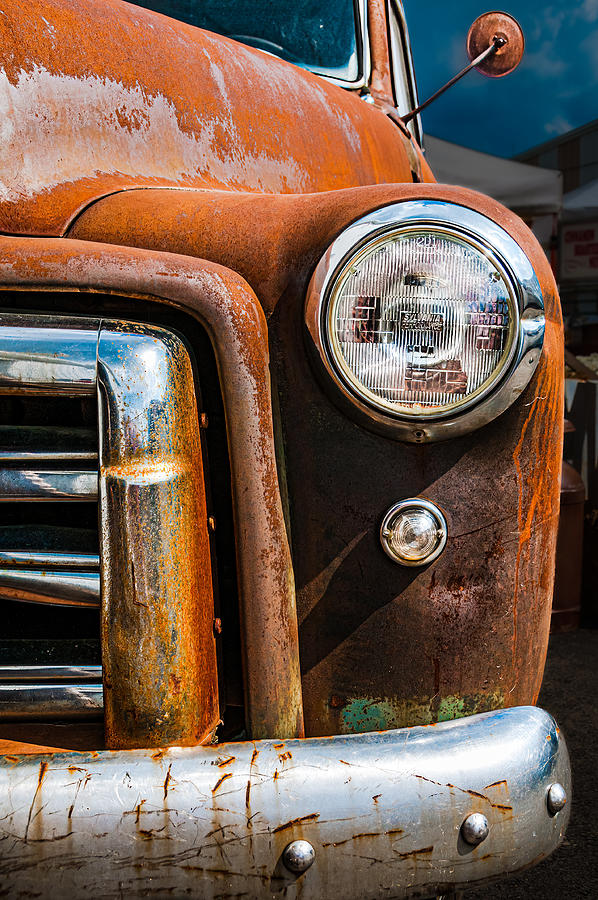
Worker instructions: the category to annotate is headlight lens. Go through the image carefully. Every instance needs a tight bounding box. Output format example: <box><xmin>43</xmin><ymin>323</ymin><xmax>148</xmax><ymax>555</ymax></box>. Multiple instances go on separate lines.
<box><xmin>327</xmin><ymin>228</ymin><xmax>517</xmax><ymax>418</ymax></box>
<box><xmin>306</xmin><ymin>200</ymin><xmax>545</xmax><ymax>442</ymax></box>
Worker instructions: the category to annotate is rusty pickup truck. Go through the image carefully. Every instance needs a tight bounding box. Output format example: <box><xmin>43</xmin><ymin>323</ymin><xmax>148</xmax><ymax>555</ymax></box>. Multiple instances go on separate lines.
<box><xmin>0</xmin><ymin>1</ymin><xmax>569</xmax><ymax>897</ymax></box>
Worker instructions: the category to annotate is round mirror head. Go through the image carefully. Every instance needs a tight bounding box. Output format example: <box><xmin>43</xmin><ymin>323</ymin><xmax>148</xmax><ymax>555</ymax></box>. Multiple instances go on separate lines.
<box><xmin>467</xmin><ymin>11</ymin><xmax>525</xmax><ymax>77</ymax></box>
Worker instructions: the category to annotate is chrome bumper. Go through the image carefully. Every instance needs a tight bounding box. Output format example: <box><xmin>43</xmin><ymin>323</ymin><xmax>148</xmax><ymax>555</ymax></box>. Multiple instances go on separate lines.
<box><xmin>0</xmin><ymin>706</ymin><xmax>570</xmax><ymax>899</ymax></box>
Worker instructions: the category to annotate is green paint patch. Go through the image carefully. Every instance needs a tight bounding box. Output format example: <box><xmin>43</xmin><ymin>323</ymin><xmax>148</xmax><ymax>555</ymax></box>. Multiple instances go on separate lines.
<box><xmin>339</xmin><ymin>690</ymin><xmax>505</xmax><ymax>734</ymax></box>
<box><xmin>437</xmin><ymin>689</ymin><xmax>505</xmax><ymax>722</ymax></box>
<box><xmin>340</xmin><ymin>697</ymin><xmax>434</xmax><ymax>733</ymax></box>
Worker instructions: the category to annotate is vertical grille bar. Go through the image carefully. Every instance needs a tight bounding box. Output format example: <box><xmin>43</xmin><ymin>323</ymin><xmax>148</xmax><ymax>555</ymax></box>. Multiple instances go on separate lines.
<box><xmin>97</xmin><ymin>322</ymin><xmax>219</xmax><ymax>749</ymax></box>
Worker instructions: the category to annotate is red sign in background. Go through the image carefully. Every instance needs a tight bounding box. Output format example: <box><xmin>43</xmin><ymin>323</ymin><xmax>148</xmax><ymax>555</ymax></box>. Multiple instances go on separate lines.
<box><xmin>562</xmin><ymin>222</ymin><xmax>598</xmax><ymax>279</ymax></box>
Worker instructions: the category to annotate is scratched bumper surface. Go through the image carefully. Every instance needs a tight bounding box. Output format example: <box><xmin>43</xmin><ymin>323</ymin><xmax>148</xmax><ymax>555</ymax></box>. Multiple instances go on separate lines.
<box><xmin>0</xmin><ymin>706</ymin><xmax>570</xmax><ymax>899</ymax></box>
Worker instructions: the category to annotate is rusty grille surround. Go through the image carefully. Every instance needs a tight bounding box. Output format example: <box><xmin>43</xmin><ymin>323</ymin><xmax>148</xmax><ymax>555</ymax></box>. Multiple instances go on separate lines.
<box><xmin>0</xmin><ymin>313</ymin><xmax>219</xmax><ymax>749</ymax></box>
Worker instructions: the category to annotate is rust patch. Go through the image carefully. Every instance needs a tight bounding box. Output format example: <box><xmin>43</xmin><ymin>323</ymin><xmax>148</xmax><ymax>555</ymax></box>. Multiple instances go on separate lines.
<box><xmin>272</xmin><ymin>813</ymin><xmax>320</xmax><ymax>834</ymax></box>
<box><xmin>329</xmin><ymin>694</ymin><xmax>347</xmax><ymax>709</ymax></box>
<box><xmin>212</xmin><ymin>772</ymin><xmax>233</xmax><ymax>794</ymax></box>
<box><xmin>37</xmin><ymin>760</ymin><xmax>48</xmax><ymax>787</ymax></box>
<box><xmin>214</xmin><ymin>756</ymin><xmax>236</xmax><ymax>767</ymax></box>
<box><xmin>163</xmin><ymin>764</ymin><xmax>173</xmax><ymax>801</ymax></box>
<box><xmin>168</xmin><ymin>673</ymin><xmax>182</xmax><ymax>695</ymax></box>
<box><xmin>23</xmin><ymin>760</ymin><xmax>49</xmax><ymax>841</ymax></box>
<box><xmin>0</xmin><ymin>0</ymin><xmax>416</xmax><ymax>236</ymax></box>
<box><xmin>323</xmin><ymin>826</ymin><xmax>403</xmax><ymax>848</ymax></box>
<box><xmin>138</xmin><ymin>826</ymin><xmax>167</xmax><ymax>840</ymax></box>
<box><xmin>151</xmin><ymin>749</ymin><xmax>167</xmax><ymax>762</ymax></box>
<box><xmin>393</xmin><ymin>846</ymin><xmax>434</xmax><ymax>860</ymax></box>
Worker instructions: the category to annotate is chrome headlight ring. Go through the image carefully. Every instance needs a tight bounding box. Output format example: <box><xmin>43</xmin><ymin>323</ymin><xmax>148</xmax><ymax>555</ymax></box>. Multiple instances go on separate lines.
<box><xmin>305</xmin><ymin>200</ymin><xmax>545</xmax><ymax>443</ymax></box>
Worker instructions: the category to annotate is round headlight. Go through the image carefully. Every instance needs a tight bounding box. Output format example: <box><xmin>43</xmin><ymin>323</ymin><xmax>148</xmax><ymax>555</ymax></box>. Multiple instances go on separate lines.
<box><xmin>306</xmin><ymin>201</ymin><xmax>545</xmax><ymax>442</ymax></box>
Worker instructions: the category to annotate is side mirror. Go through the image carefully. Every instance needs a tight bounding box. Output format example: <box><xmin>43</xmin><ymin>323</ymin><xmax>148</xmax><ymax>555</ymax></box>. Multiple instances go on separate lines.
<box><xmin>467</xmin><ymin>11</ymin><xmax>525</xmax><ymax>77</ymax></box>
<box><xmin>403</xmin><ymin>11</ymin><xmax>524</xmax><ymax>123</ymax></box>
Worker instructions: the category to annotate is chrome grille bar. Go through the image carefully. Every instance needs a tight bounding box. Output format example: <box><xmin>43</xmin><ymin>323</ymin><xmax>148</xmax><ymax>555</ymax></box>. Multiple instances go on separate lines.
<box><xmin>0</xmin><ymin>550</ymin><xmax>99</xmax><ymax>569</ymax></box>
<box><xmin>0</xmin><ymin>682</ymin><xmax>103</xmax><ymax>720</ymax></box>
<box><xmin>0</xmin><ymin>568</ymin><xmax>100</xmax><ymax>607</ymax></box>
<box><xmin>0</xmin><ymin>425</ymin><xmax>97</xmax><ymax>461</ymax></box>
<box><xmin>0</xmin><ymin>665</ymin><xmax>101</xmax><ymax>682</ymax></box>
<box><xmin>0</xmin><ymin>468</ymin><xmax>98</xmax><ymax>501</ymax></box>
<box><xmin>0</xmin><ymin>322</ymin><xmax>97</xmax><ymax>395</ymax></box>
<box><xmin>0</xmin><ymin>313</ymin><xmax>218</xmax><ymax>745</ymax></box>
<box><xmin>0</xmin><ymin>318</ymin><xmax>103</xmax><ymax>720</ymax></box>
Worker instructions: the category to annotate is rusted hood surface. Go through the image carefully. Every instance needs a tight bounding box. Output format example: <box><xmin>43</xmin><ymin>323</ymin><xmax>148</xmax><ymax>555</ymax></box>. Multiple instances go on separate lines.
<box><xmin>0</xmin><ymin>0</ymin><xmax>420</xmax><ymax>235</ymax></box>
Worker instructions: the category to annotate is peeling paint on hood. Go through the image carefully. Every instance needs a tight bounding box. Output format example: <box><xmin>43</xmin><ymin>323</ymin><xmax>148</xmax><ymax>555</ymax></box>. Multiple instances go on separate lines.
<box><xmin>0</xmin><ymin>0</ymin><xmax>419</xmax><ymax>235</ymax></box>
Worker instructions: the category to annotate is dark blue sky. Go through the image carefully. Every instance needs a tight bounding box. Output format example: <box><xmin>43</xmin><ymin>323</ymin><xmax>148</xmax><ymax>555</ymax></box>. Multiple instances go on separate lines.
<box><xmin>404</xmin><ymin>1</ymin><xmax>598</xmax><ymax>157</ymax></box>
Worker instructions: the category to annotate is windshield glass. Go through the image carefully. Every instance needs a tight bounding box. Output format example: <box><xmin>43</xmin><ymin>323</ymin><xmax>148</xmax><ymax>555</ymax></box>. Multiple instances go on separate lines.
<box><xmin>132</xmin><ymin>0</ymin><xmax>361</xmax><ymax>82</ymax></box>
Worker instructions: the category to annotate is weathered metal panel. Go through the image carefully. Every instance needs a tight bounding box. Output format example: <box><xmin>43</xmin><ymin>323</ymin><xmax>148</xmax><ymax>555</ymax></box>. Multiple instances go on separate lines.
<box><xmin>0</xmin><ymin>707</ymin><xmax>570</xmax><ymax>899</ymax></box>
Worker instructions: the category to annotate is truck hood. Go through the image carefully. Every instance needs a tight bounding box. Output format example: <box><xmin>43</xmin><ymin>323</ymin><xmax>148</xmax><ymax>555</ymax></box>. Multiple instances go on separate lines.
<box><xmin>0</xmin><ymin>0</ymin><xmax>421</xmax><ymax>235</ymax></box>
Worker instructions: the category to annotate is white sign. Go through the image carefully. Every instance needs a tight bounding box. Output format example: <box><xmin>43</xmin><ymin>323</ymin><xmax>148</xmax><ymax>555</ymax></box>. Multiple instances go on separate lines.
<box><xmin>561</xmin><ymin>222</ymin><xmax>598</xmax><ymax>280</ymax></box>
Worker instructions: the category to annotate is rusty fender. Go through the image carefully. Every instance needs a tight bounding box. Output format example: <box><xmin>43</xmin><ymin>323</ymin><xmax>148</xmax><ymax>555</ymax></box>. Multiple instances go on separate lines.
<box><xmin>0</xmin><ymin>707</ymin><xmax>570</xmax><ymax>899</ymax></box>
<box><xmin>71</xmin><ymin>183</ymin><xmax>565</xmax><ymax>734</ymax></box>
<box><xmin>0</xmin><ymin>235</ymin><xmax>304</xmax><ymax>741</ymax></box>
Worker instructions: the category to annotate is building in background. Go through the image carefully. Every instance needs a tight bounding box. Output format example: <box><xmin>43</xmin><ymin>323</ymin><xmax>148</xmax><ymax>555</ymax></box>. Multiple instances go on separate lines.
<box><xmin>425</xmin><ymin>136</ymin><xmax>562</xmax><ymax>261</ymax></box>
<box><xmin>517</xmin><ymin>119</ymin><xmax>598</xmax><ymax>340</ymax></box>
<box><xmin>516</xmin><ymin>119</ymin><xmax>598</xmax><ymax>194</ymax></box>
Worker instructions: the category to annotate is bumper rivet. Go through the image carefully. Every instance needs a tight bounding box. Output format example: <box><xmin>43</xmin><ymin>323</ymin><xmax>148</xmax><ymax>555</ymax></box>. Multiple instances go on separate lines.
<box><xmin>461</xmin><ymin>812</ymin><xmax>489</xmax><ymax>846</ymax></box>
<box><xmin>547</xmin><ymin>782</ymin><xmax>567</xmax><ymax>815</ymax></box>
<box><xmin>282</xmin><ymin>839</ymin><xmax>315</xmax><ymax>874</ymax></box>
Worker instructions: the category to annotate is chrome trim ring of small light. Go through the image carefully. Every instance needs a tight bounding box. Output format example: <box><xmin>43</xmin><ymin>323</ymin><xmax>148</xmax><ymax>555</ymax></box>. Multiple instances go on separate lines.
<box><xmin>305</xmin><ymin>200</ymin><xmax>546</xmax><ymax>443</ymax></box>
<box><xmin>380</xmin><ymin>498</ymin><xmax>447</xmax><ymax>566</ymax></box>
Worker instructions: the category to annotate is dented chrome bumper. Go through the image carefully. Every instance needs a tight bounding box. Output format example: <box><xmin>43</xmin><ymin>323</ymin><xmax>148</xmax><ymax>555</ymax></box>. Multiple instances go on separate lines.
<box><xmin>0</xmin><ymin>706</ymin><xmax>570</xmax><ymax>899</ymax></box>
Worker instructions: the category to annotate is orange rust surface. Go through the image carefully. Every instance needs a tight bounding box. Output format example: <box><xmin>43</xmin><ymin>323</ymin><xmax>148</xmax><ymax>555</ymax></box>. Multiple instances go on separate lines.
<box><xmin>99</xmin><ymin>329</ymin><xmax>219</xmax><ymax>750</ymax></box>
<box><xmin>70</xmin><ymin>182</ymin><xmax>557</xmax><ymax>321</ymax></box>
<box><xmin>0</xmin><ymin>0</ymin><xmax>417</xmax><ymax>236</ymax></box>
<box><xmin>0</xmin><ymin>237</ymin><xmax>304</xmax><ymax>742</ymax></box>
<box><xmin>368</xmin><ymin>0</ymin><xmax>394</xmax><ymax>102</ymax></box>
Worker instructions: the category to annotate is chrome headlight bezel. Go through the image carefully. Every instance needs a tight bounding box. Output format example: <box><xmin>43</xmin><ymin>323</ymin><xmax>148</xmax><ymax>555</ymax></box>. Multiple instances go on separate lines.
<box><xmin>305</xmin><ymin>200</ymin><xmax>545</xmax><ymax>442</ymax></box>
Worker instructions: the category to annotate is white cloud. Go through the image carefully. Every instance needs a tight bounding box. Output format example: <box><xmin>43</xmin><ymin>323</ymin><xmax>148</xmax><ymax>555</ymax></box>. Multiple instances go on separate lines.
<box><xmin>523</xmin><ymin>42</ymin><xmax>567</xmax><ymax>77</ymax></box>
<box><xmin>529</xmin><ymin>5</ymin><xmax>566</xmax><ymax>42</ymax></box>
<box><xmin>545</xmin><ymin>114</ymin><xmax>574</xmax><ymax>136</ymax></box>
<box><xmin>579</xmin><ymin>29</ymin><xmax>598</xmax><ymax>80</ymax></box>
<box><xmin>577</xmin><ymin>0</ymin><xmax>598</xmax><ymax>22</ymax></box>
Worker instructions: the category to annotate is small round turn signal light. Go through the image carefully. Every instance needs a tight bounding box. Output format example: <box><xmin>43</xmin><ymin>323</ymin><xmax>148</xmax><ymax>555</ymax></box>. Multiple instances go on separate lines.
<box><xmin>380</xmin><ymin>498</ymin><xmax>447</xmax><ymax>566</ymax></box>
